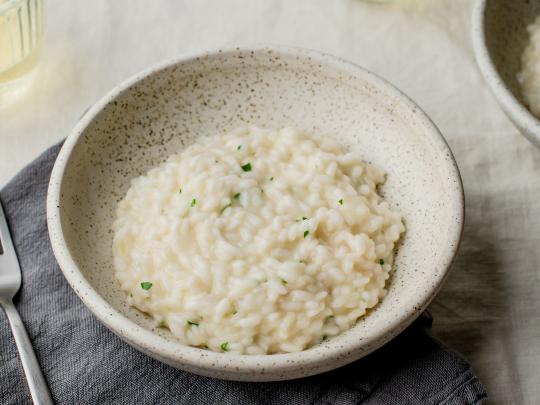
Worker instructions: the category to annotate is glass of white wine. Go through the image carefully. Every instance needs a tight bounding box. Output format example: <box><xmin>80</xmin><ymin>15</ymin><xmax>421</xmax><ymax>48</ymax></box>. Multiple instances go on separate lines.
<box><xmin>0</xmin><ymin>0</ymin><xmax>43</xmax><ymax>103</ymax></box>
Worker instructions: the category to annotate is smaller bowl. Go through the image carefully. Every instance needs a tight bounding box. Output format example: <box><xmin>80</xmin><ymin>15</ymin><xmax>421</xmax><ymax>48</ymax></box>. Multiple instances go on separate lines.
<box><xmin>472</xmin><ymin>0</ymin><xmax>540</xmax><ymax>147</ymax></box>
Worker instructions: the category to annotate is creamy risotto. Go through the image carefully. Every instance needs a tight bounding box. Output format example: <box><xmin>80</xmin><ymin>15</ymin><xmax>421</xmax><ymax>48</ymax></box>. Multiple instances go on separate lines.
<box><xmin>112</xmin><ymin>127</ymin><xmax>405</xmax><ymax>354</ymax></box>
<box><xmin>518</xmin><ymin>15</ymin><xmax>540</xmax><ymax>118</ymax></box>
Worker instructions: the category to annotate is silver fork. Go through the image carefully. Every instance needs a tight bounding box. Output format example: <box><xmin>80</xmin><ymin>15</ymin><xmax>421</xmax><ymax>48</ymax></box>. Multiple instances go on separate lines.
<box><xmin>0</xmin><ymin>199</ymin><xmax>54</xmax><ymax>405</ymax></box>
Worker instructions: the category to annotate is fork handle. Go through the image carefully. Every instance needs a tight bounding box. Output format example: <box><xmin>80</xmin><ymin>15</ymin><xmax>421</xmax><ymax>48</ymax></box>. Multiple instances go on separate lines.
<box><xmin>2</xmin><ymin>300</ymin><xmax>54</xmax><ymax>405</ymax></box>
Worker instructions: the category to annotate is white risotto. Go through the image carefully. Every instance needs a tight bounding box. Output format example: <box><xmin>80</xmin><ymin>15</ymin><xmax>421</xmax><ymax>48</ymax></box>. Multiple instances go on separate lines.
<box><xmin>518</xmin><ymin>15</ymin><xmax>540</xmax><ymax>118</ymax></box>
<box><xmin>112</xmin><ymin>127</ymin><xmax>405</xmax><ymax>354</ymax></box>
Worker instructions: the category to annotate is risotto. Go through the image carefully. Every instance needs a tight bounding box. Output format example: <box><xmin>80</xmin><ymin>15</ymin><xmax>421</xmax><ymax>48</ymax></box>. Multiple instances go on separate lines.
<box><xmin>112</xmin><ymin>127</ymin><xmax>405</xmax><ymax>354</ymax></box>
<box><xmin>518</xmin><ymin>15</ymin><xmax>540</xmax><ymax>118</ymax></box>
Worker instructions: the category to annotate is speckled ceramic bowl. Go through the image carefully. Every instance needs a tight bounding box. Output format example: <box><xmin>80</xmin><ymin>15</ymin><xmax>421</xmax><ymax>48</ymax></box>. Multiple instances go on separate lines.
<box><xmin>473</xmin><ymin>0</ymin><xmax>540</xmax><ymax>147</ymax></box>
<box><xmin>47</xmin><ymin>46</ymin><xmax>464</xmax><ymax>381</ymax></box>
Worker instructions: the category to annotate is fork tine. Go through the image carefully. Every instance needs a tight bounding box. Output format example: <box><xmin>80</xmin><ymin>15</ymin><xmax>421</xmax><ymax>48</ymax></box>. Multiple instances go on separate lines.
<box><xmin>0</xmin><ymin>199</ymin><xmax>22</xmax><ymax>285</ymax></box>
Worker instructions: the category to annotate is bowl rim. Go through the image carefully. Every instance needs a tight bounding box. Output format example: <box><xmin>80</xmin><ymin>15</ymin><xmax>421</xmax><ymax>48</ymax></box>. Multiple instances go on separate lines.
<box><xmin>472</xmin><ymin>0</ymin><xmax>540</xmax><ymax>146</ymax></box>
<box><xmin>46</xmin><ymin>45</ymin><xmax>465</xmax><ymax>380</ymax></box>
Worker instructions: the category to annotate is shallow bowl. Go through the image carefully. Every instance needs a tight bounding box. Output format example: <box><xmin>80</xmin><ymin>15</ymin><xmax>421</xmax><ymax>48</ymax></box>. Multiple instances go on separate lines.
<box><xmin>47</xmin><ymin>46</ymin><xmax>464</xmax><ymax>381</ymax></box>
<box><xmin>473</xmin><ymin>0</ymin><xmax>540</xmax><ymax>147</ymax></box>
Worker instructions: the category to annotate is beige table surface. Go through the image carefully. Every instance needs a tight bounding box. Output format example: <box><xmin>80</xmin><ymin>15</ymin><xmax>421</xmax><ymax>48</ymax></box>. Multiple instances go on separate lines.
<box><xmin>1</xmin><ymin>0</ymin><xmax>539</xmax><ymax>403</ymax></box>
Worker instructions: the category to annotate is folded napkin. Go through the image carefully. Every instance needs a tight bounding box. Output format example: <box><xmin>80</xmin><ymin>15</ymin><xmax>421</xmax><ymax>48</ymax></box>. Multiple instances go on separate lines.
<box><xmin>0</xmin><ymin>143</ymin><xmax>486</xmax><ymax>405</ymax></box>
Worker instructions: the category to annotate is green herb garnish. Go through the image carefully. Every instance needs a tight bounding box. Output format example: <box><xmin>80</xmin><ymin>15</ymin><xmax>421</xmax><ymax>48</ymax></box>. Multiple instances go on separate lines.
<box><xmin>303</xmin><ymin>230</ymin><xmax>309</xmax><ymax>238</ymax></box>
<box><xmin>338</xmin><ymin>199</ymin><xmax>343</xmax><ymax>205</ymax></box>
<box><xmin>187</xmin><ymin>320</ymin><xmax>199</xmax><ymax>327</ymax></box>
<box><xmin>178</xmin><ymin>187</ymin><xmax>182</xmax><ymax>194</ymax></box>
<box><xmin>220</xmin><ymin>342</ymin><xmax>230</xmax><ymax>352</ymax></box>
<box><xmin>191</xmin><ymin>198</ymin><xmax>197</xmax><ymax>207</ymax></box>
<box><xmin>140</xmin><ymin>282</ymin><xmax>153</xmax><ymax>290</ymax></box>
<box><xmin>220</xmin><ymin>204</ymin><xmax>232</xmax><ymax>214</ymax></box>
<box><xmin>233</xmin><ymin>192</ymin><xmax>240</xmax><ymax>199</ymax></box>
<box><xmin>269</xmin><ymin>177</ymin><xmax>274</xmax><ymax>181</ymax></box>
<box><xmin>158</xmin><ymin>320</ymin><xmax>167</xmax><ymax>328</ymax></box>
<box><xmin>241</xmin><ymin>163</ymin><xmax>252</xmax><ymax>172</ymax></box>
<box><xmin>281</xmin><ymin>278</ymin><xmax>288</xmax><ymax>285</ymax></box>
<box><xmin>321</xmin><ymin>335</ymin><xmax>328</xmax><ymax>342</ymax></box>
<box><xmin>237</xmin><ymin>145</ymin><xmax>242</xmax><ymax>150</ymax></box>
<box><xmin>325</xmin><ymin>315</ymin><xmax>334</xmax><ymax>321</ymax></box>
<box><xmin>379</xmin><ymin>259</ymin><xmax>385</xmax><ymax>265</ymax></box>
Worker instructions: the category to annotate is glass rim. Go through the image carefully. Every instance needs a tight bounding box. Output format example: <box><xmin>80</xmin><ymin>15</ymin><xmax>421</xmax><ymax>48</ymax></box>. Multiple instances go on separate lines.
<box><xmin>0</xmin><ymin>0</ymin><xmax>27</xmax><ymax>14</ymax></box>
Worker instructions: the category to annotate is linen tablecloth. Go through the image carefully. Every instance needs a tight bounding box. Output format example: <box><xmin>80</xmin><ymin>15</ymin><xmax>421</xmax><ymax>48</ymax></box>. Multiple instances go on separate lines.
<box><xmin>0</xmin><ymin>0</ymin><xmax>539</xmax><ymax>403</ymax></box>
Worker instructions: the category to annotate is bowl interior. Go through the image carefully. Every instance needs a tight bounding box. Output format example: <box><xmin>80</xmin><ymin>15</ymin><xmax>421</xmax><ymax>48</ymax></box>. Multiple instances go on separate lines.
<box><xmin>51</xmin><ymin>48</ymin><xmax>462</xmax><ymax>379</ymax></box>
<box><xmin>482</xmin><ymin>0</ymin><xmax>540</xmax><ymax>107</ymax></box>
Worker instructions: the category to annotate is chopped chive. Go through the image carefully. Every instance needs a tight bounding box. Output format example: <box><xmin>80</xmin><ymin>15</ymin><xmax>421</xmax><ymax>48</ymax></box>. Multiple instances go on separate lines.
<box><xmin>296</xmin><ymin>217</ymin><xmax>308</xmax><ymax>222</ymax></box>
<box><xmin>191</xmin><ymin>198</ymin><xmax>197</xmax><ymax>207</ymax></box>
<box><xmin>187</xmin><ymin>320</ymin><xmax>199</xmax><ymax>327</ymax></box>
<box><xmin>302</xmin><ymin>217</ymin><xmax>307</xmax><ymax>220</ymax></box>
<box><xmin>158</xmin><ymin>320</ymin><xmax>167</xmax><ymax>328</ymax></box>
<box><xmin>325</xmin><ymin>315</ymin><xmax>335</xmax><ymax>321</ymax></box>
<box><xmin>232</xmin><ymin>310</ymin><xmax>238</xmax><ymax>315</ymax></box>
<box><xmin>129</xmin><ymin>293</ymin><xmax>133</xmax><ymax>298</ymax></box>
<box><xmin>220</xmin><ymin>204</ymin><xmax>232</xmax><ymax>214</ymax></box>
<box><xmin>338</xmin><ymin>199</ymin><xmax>343</xmax><ymax>205</ymax></box>
<box><xmin>269</xmin><ymin>177</ymin><xmax>274</xmax><ymax>181</ymax></box>
<box><xmin>303</xmin><ymin>230</ymin><xmax>309</xmax><ymax>238</ymax></box>
<box><xmin>237</xmin><ymin>144</ymin><xmax>242</xmax><ymax>150</ymax></box>
<box><xmin>281</xmin><ymin>278</ymin><xmax>288</xmax><ymax>285</ymax></box>
<box><xmin>140</xmin><ymin>282</ymin><xmax>153</xmax><ymax>290</ymax></box>
<box><xmin>241</xmin><ymin>163</ymin><xmax>252</xmax><ymax>172</ymax></box>
<box><xmin>321</xmin><ymin>335</ymin><xmax>328</xmax><ymax>342</ymax></box>
<box><xmin>233</xmin><ymin>192</ymin><xmax>240</xmax><ymax>199</ymax></box>
<box><xmin>178</xmin><ymin>187</ymin><xmax>182</xmax><ymax>194</ymax></box>
<box><xmin>220</xmin><ymin>342</ymin><xmax>230</xmax><ymax>352</ymax></box>
<box><xmin>379</xmin><ymin>259</ymin><xmax>385</xmax><ymax>265</ymax></box>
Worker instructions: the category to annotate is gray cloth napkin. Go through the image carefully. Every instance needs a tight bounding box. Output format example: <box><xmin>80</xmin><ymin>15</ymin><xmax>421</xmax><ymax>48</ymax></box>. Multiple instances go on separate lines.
<box><xmin>0</xmin><ymin>142</ymin><xmax>486</xmax><ymax>405</ymax></box>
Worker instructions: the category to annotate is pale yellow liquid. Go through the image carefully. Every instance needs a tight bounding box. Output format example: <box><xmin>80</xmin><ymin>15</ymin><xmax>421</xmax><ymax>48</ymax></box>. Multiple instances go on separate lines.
<box><xmin>0</xmin><ymin>0</ymin><xmax>43</xmax><ymax>96</ymax></box>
